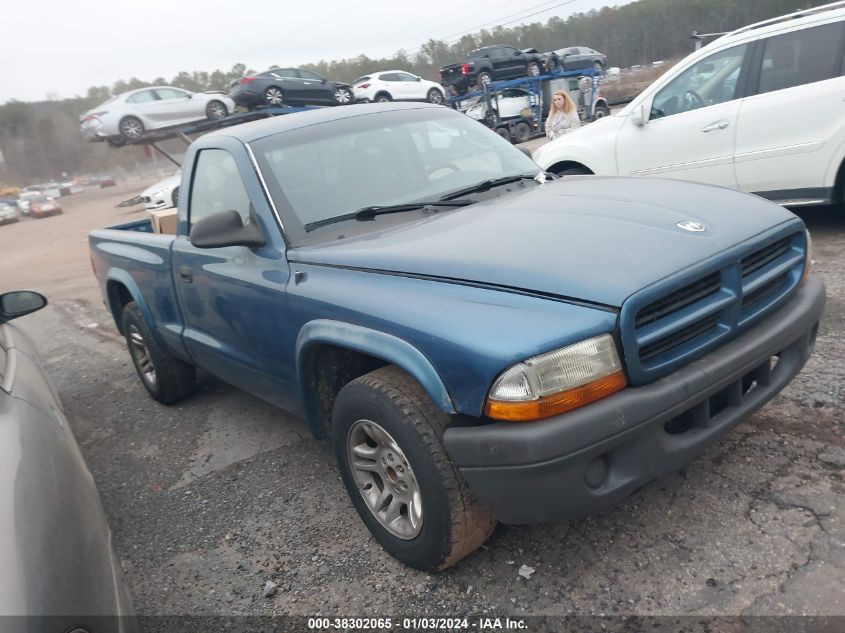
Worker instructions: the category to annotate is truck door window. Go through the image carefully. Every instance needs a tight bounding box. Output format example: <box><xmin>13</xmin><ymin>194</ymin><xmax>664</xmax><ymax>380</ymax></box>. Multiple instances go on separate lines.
<box><xmin>651</xmin><ymin>43</ymin><xmax>747</xmax><ymax>120</ymax></box>
<box><xmin>756</xmin><ymin>22</ymin><xmax>844</xmax><ymax>95</ymax></box>
<box><xmin>189</xmin><ymin>149</ymin><xmax>251</xmax><ymax>230</ymax></box>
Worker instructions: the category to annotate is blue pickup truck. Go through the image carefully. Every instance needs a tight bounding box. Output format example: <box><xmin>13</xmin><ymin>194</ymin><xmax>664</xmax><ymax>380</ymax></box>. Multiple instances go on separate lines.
<box><xmin>89</xmin><ymin>102</ymin><xmax>825</xmax><ymax>571</ymax></box>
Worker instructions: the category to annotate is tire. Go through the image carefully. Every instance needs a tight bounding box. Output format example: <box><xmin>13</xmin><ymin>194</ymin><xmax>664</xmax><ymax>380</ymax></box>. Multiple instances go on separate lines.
<box><xmin>205</xmin><ymin>99</ymin><xmax>228</xmax><ymax>120</ymax></box>
<box><xmin>476</xmin><ymin>72</ymin><xmax>493</xmax><ymax>89</ymax></box>
<box><xmin>118</xmin><ymin>116</ymin><xmax>144</xmax><ymax>140</ymax></box>
<box><xmin>545</xmin><ymin>56</ymin><xmax>559</xmax><ymax>72</ymax></box>
<box><xmin>495</xmin><ymin>127</ymin><xmax>512</xmax><ymax>142</ymax></box>
<box><xmin>512</xmin><ymin>121</ymin><xmax>532</xmax><ymax>143</ymax></box>
<box><xmin>332</xmin><ymin>366</ymin><xmax>495</xmax><ymax>571</ymax></box>
<box><xmin>426</xmin><ymin>88</ymin><xmax>444</xmax><ymax>105</ymax></box>
<box><xmin>551</xmin><ymin>164</ymin><xmax>593</xmax><ymax>177</ymax></box>
<box><xmin>374</xmin><ymin>92</ymin><xmax>392</xmax><ymax>103</ymax></box>
<box><xmin>333</xmin><ymin>86</ymin><xmax>354</xmax><ymax>105</ymax></box>
<box><xmin>484</xmin><ymin>107</ymin><xmax>499</xmax><ymax>127</ymax></box>
<box><xmin>171</xmin><ymin>186</ymin><xmax>179</xmax><ymax>208</ymax></box>
<box><xmin>593</xmin><ymin>61</ymin><xmax>604</xmax><ymax>72</ymax></box>
<box><xmin>122</xmin><ymin>301</ymin><xmax>196</xmax><ymax>404</ymax></box>
<box><xmin>264</xmin><ymin>86</ymin><xmax>284</xmax><ymax>106</ymax></box>
<box><xmin>527</xmin><ymin>62</ymin><xmax>542</xmax><ymax>77</ymax></box>
<box><xmin>593</xmin><ymin>104</ymin><xmax>610</xmax><ymax>119</ymax></box>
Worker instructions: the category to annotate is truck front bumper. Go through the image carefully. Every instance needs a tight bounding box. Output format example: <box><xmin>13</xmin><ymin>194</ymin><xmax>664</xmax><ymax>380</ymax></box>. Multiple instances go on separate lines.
<box><xmin>443</xmin><ymin>276</ymin><xmax>825</xmax><ymax>524</ymax></box>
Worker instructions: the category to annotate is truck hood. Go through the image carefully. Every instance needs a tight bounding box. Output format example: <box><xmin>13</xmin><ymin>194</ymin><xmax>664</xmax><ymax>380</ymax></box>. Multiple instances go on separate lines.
<box><xmin>288</xmin><ymin>177</ymin><xmax>799</xmax><ymax>307</ymax></box>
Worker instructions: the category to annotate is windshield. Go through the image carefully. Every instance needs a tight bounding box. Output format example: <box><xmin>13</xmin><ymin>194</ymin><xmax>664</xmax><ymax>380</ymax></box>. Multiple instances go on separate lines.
<box><xmin>251</xmin><ymin>107</ymin><xmax>539</xmax><ymax>242</ymax></box>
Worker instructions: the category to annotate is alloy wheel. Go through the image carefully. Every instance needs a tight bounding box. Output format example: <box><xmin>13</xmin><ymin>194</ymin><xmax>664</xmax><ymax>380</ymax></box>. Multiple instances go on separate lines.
<box><xmin>265</xmin><ymin>87</ymin><xmax>284</xmax><ymax>106</ymax></box>
<box><xmin>128</xmin><ymin>325</ymin><xmax>156</xmax><ymax>386</ymax></box>
<box><xmin>347</xmin><ymin>419</ymin><xmax>423</xmax><ymax>539</ymax></box>
<box><xmin>334</xmin><ymin>88</ymin><xmax>353</xmax><ymax>104</ymax></box>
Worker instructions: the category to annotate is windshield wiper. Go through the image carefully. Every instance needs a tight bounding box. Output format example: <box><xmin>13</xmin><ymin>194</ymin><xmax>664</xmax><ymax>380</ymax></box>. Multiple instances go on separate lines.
<box><xmin>304</xmin><ymin>200</ymin><xmax>473</xmax><ymax>231</ymax></box>
<box><xmin>439</xmin><ymin>173</ymin><xmax>549</xmax><ymax>201</ymax></box>
<box><xmin>354</xmin><ymin>200</ymin><xmax>473</xmax><ymax>221</ymax></box>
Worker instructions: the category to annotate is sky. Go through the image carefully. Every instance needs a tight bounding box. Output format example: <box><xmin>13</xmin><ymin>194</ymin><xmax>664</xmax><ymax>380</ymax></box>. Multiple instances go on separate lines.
<box><xmin>1</xmin><ymin>0</ymin><xmax>624</xmax><ymax>104</ymax></box>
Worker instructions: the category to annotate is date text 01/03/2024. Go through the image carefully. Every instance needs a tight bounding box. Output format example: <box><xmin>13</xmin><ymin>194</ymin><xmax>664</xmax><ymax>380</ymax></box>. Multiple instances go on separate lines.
<box><xmin>306</xmin><ymin>616</ymin><xmax>528</xmax><ymax>630</ymax></box>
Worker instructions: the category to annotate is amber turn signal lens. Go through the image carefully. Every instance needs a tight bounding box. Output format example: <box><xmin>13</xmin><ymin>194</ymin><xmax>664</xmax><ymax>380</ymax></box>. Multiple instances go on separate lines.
<box><xmin>484</xmin><ymin>371</ymin><xmax>627</xmax><ymax>422</ymax></box>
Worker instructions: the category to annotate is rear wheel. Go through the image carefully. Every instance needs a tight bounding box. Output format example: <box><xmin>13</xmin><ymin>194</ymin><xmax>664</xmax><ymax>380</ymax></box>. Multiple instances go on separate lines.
<box><xmin>593</xmin><ymin>61</ymin><xmax>604</xmax><ymax>72</ymax></box>
<box><xmin>333</xmin><ymin>86</ymin><xmax>354</xmax><ymax>105</ymax></box>
<box><xmin>264</xmin><ymin>86</ymin><xmax>284</xmax><ymax>106</ymax></box>
<box><xmin>495</xmin><ymin>127</ymin><xmax>512</xmax><ymax>142</ymax></box>
<box><xmin>593</xmin><ymin>104</ymin><xmax>610</xmax><ymax>119</ymax></box>
<box><xmin>122</xmin><ymin>301</ymin><xmax>195</xmax><ymax>404</ymax></box>
<box><xmin>206</xmin><ymin>99</ymin><xmax>228</xmax><ymax>120</ymax></box>
<box><xmin>171</xmin><ymin>186</ymin><xmax>179</xmax><ymax>208</ymax></box>
<box><xmin>332</xmin><ymin>366</ymin><xmax>495</xmax><ymax>571</ymax></box>
<box><xmin>118</xmin><ymin>116</ymin><xmax>144</xmax><ymax>140</ymax></box>
<box><xmin>512</xmin><ymin>121</ymin><xmax>532</xmax><ymax>143</ymax></box>
<box><xmin>374</xmin><ymin>92</ymin><xmax>392</xmax><ymax>103</ymax></box>
<box><xmin>426</xmin><ymin>88</ymin><xmax>444</xmax><ymax>105</ymax></box>
<box><xmin>476</xmin><ymin>72</ymin><xmax>493</xmax><ymax>89</ymax></box>
<box><xmin>527</xmin><ymin>62</ymin><xmax>542</xmax><ymax>77</ymax></box>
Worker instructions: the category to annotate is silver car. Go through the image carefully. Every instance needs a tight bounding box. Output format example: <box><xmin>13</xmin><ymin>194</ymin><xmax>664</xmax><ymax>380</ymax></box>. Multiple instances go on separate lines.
<box><xmin>81</xmin><ymin>85</ymin><xmax>236</xmax><ymax>142</ymax></box>
<box><xmin>0</xmin><ymin>291</ymin><xmax>136</xmax><ymax>627</ymax></box>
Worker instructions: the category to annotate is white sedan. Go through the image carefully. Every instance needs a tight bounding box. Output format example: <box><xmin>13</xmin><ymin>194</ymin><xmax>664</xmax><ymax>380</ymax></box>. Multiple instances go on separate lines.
<box><xmin>81</xmin><ymin>86</ymin><xmax>235</xmax><ymax>142</ymax></box>
<box><xmin>142</xmin><ymin>172</ymin><xmax>181</xmax><ymax>211</ymax></box>
<box><xmin>352</xmin><ymin>71</ymin><xmax>446</xmax><ymax>104</ymax></box>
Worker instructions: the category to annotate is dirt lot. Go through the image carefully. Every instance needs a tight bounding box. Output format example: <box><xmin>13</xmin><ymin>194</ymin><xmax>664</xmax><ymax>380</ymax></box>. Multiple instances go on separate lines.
<box><xmin>1</xmin><ymin>176</ymin><xmax>843</xmax><ymax>622</ymax></box>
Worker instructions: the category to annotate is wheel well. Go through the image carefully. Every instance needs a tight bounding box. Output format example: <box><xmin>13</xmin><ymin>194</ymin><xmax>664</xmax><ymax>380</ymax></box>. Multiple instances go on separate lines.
<box><xmin>106</xmin><ymin>281</ymin><xmax>134</xmax><ymax>334</ymax></box>
<box><xmin>834</xmin><ymin>158</ymin><xmax>845</xmax><ymax>205</ymax></box>
<box><xmin>307</xmin><ymin>344</ymin><xmax>389</xmax><ymax>437</ymax></box>
<box><xmin>548</xmin><ymin>161</ymin><xmax>594</xmax><ymax>176</ymax></box>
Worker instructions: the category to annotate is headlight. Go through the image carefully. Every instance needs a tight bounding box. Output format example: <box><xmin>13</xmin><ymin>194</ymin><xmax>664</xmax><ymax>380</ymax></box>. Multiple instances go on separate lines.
<box><xmin>801</xmin><ymin>228</ymin><xmax>813</xmax><ymax>284</ymax></box>
<box><xmin>483</xmin><ymin>334</ymin><xmax>626</xmax><ymax>422</ymax></box>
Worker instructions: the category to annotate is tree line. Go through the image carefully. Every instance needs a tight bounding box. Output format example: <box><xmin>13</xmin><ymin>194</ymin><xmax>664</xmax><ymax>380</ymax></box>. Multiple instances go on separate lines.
<box><xmin>0</xmin><ymin>0</ymin><xmax>829</xmax><ymax>184</ymax></box>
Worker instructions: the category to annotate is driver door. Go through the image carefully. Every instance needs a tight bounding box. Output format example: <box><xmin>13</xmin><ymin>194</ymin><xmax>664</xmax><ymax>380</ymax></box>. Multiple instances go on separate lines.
<box><xmin>616</xmin><ymin>43</ymin><xmax>750</xmax><ymax>187</ymax></box>
<box><xmin>171</xmin><ymin>145</ymin><xmax>297</xmax><ymax>411</ymax></box>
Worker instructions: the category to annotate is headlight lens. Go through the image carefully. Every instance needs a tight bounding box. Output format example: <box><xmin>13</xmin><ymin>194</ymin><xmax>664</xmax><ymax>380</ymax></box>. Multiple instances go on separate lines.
<box><xmin>484</xmin><ymin>334</ymin><xmax>626</xmax><ymax>422</ymax></box>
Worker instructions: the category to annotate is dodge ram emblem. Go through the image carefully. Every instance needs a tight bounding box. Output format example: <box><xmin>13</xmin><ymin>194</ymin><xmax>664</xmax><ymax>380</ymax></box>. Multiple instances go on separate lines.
<box><xmin>676</xmin><ymin>220</ymin><xmax>706</xmax><ymax>232</ymax></box>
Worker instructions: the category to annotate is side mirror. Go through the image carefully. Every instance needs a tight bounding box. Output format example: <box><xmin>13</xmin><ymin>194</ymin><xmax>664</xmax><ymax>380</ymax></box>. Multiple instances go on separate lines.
<box><xmin>630</xmin><ymin>103</ymin><xmax>647</xmax><ymax>126</ymax></box>
<box><xmin>189</xmin><ymin>210</ymin><xmax>266</xmax><ymax>249</ymax></box>
<box><xmin>0</xmin><ymin>291</ymin><xmax>47</xmax><ymax>323</ymax></box>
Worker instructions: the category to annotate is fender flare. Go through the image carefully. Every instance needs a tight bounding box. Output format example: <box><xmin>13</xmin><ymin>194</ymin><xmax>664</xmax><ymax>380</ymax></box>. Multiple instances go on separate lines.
<box><xmin>104</xmin><ymin>268</ymin><xmax>164</xmax><ymax>346</ymax></box>
<box><xmin>296</xmin><ymin>319</ymin><xmax>456</xmax><ymax>437</ymax></box>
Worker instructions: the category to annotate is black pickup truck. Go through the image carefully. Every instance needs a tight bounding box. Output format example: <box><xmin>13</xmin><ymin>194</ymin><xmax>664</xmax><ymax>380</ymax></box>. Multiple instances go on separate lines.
<box><xmin>440</xmin><ymin>45</ymin><xmax>545</xmax><ymax>94</ymax></box>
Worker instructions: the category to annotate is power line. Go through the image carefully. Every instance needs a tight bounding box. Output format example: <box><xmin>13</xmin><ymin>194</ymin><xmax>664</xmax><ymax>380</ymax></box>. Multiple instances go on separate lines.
<box><xmin>407</xmin><ymin>0</ymin><xmax>580</xmax><ymax>58</ymax></box>
<box><xmin>437</xmin><ymin>0</ymin><xmax>572</xmax><ymax>44</ymax></box>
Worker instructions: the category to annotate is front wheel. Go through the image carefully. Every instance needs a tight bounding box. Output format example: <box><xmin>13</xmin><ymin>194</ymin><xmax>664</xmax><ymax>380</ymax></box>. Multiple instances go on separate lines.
<box><xmin>476</xmin><ymin>72</ymin><xmax>493</xmax><ymax>89</ymax></box>
<box><xmin>593</xmin><ymin>104</ymin><xmax>610</xmax><ymax>119</ymax></box>
<box><xmin>122</xmin><ymin>301</ymin><xmax>196</xmax><ymax>404</ymax></box>
<box><xmin>527</xmin><ymin>62</ymin><xmax>542</xmax><ymax>77</ymax></box>
<box><xmin>171</xmin><ymin>186</ymin><xmax>179</xmax><ymax>208</ymax></box>
<box><xmin>426</xmin><ymin>88</ymin><xmax>444</xmax><ymax>105</ymax></box>
<box><xmin>332</xmin><ymin>366</ymin><xmax>495</xmax><ymax>571</ymax></box>
<box><xmin>206</xmin><ymin>99</ymin><xmax>228</xmax><ymax>120</ymax></box>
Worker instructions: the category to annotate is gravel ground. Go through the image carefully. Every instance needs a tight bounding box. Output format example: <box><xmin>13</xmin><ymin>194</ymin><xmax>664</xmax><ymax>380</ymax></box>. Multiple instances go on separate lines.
<box><xmin>0</xmin><ymin>181</ymin><xmax>842</xmax><ymax>623</ymax></box>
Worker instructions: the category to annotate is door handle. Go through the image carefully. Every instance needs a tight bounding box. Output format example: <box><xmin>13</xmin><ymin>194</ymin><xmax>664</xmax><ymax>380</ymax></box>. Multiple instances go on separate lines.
<box><xmin>178</xmin><ymin>266</ymin><xmax>193</xmax><ymax>283</ymax></box>
<box><xmin>701</xmin><ymin>120</ymin><xmax>729</xmax><ymax>132</ymax></box>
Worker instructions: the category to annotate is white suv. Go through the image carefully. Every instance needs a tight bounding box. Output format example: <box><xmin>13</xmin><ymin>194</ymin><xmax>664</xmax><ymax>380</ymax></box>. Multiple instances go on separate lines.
<box><xmin>534</xmin><ymin>1</ymin><xmax>845</xmax><ymax>209</ymax></box>
<box><xmin>352</xmin><ymin>71</ymin><xmax>446</xmax><ymax>105</ymax></box>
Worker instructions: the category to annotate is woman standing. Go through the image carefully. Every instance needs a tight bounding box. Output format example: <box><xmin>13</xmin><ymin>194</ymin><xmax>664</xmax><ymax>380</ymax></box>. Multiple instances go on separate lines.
<box><xmin>545</xmin><ymin>90</ymin><xmax>580</xmax><ymax>141</ymax></box>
